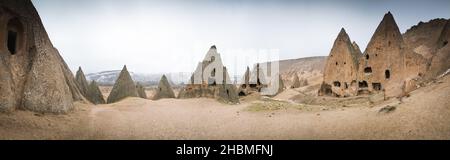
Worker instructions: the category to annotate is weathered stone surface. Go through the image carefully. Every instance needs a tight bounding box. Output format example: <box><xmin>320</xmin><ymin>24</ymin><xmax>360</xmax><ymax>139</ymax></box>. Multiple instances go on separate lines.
<box><xmin>238</xmin><ymin>62</ymin><xmax>284</xmax><ymax>97</ymax></box>
<box><xmin>277</xmin><ymin>74</ymin><xmax>285</xmax><ymax>94</ymax></box>
<box><xmin>425</xmin><ymin>20</ymin><xmax>450</xmax><ymax>80</ymax></box>
<box><xmin>178</xmin><ymin>46</ymin><xmax>239</xmax><ymax>104</ymax></box>
<box><xmin>291</xmin><ymin>74</ymin><xmax>301</xmax><ymax>88</ymax></box>
<box><xmin>87</xmin><ymin>80</ymin><xmax>105</xmax><ymax>104</ymax></box>
<box><xmin>237</xmin><ymin>66</ymin><xmax>251</xmax><ymax>96</ymax></box>
<box><xmin>299</xmin><ymin>78</ymin><xmax>308</xmax><ymax>87</ymax></box>
<box><xmin>216</xmin><ymin>84</ymin><xmax>239</xmax><ymax>104</ymax></box>
<box><xmin>0</xmin><ymin>0</ymin><xmax>83</xmax><ymax>113</ymax></box>
<box><xmin>153</xmin><ymin>75</ymin><xmax>175</xmax><ymax>100</ymax></box>
<box><xmin>107</xmin><ymin>65</ymin><xmax>138</xmax><ymax>103</ymax></box>
<box><xmin>0</xmin><ymin>56</ymin><xmax>14</xmax><ymax>112</ymax></box>
<box><xmin>136</xmin><ymin>83</ymin><xmax>147</xmax><ymax>99</ymax></box>
<box><xmin>403</xmin><ymin>18</ymin><xmax>448</xmax><ymax>60</ymax></box>
<box><xmin>320</xmin><ymin>12</ymin><xmax>429</xmax><ymax>98</ymax></box>
<box><xmin>320</xmin><ymin>28</ymin><xmax>360</xmax><ymax>97</ymax></box>
<box><xmin>292</xmin><ymin>76</ymin><xmax>309</xmax><ymax>88</ymax></box>
<box><xmin>359</xmin><ymin>12</ymin><xmax>426</xmax><ymax>97</ymax></box>
<box><xmin>352</xmin><ymin>41</ymin><xmax>362</xmax><ymax>55</ymax></box>
<box><xmin>75</xmin><ymin>67</ymin><xmax>89</xmax><ymax>97</ymax></box>
<box><xmin>378</xmin><ymin>105</ymin><xmax>396</xmax><ymax>114</ymax></box>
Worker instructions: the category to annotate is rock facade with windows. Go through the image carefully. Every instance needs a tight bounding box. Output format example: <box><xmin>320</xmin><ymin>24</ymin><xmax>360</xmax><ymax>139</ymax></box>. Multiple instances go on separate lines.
<box><xmin>178</xmin><ymin>46</ymin><xmax>239</xmax><ymax>104</ymax></box>
<box><xmin>319</xmin><ymin>12</ymin><xmax>438</xmax><ymax>98</ymax></box>
<box><xmin>357</xmin><ymin>12</ymin><xmax>426</xmax><ymax>97</ymax></box>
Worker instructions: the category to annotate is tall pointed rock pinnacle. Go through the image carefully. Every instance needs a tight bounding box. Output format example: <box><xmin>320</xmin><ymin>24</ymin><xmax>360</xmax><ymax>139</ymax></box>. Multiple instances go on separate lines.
<box><xmin>107</xmin><ymin>65</ymin><xmax>138</xmax><ymax>103</ymax></box>
<box><xmin>153</xmin><ymin>75</ymin><xmax>176</xmax><ymax>100</ymax></box>
<box><xmin>87</xmin><ymin>80</ymin><xmax>106</xmax><ymax>104</ymax></box>
<box><xmin>330</xmin><ymin>28</ymin><xmax>360</xmax><ymax>61</ymax></box>
<box><xmin>352</xmin><ymin>41</ymin><xmax>362</xmax><ymax>55</ymax></box>
<box><xmin>338</xmin><ymin>28</ymin><xmax>348</xmax><ymax>38</ymax></box>
<box><xmin>178</xmin><ymin>45</ymin><xmax>239</xmax><ymax>104</ymax></box>
<box><xmin>321</xmin><ymin>28</ymin><xmax>360</xmax><ymax>96</ymax></box>
<box><xmin>75</xmin><ymin>66</ymin><xmax>89</xmax><ymax>97</ymax></box>
<box><xmin>365</xmin><ymin>11</ymin><xmax>404</xmax><ymax>53</ymax></box>
<box><xmin>362</xmin><ymin>12</ymin><xmax>407</xmax><ymax>84</ymax></box>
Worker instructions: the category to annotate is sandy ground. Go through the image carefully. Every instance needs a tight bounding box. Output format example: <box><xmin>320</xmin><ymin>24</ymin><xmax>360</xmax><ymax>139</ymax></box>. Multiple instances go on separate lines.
<box><xmin>1</xmin><ymin>76</ymin><xmax>449</xmax><ymax>140</ymax></box>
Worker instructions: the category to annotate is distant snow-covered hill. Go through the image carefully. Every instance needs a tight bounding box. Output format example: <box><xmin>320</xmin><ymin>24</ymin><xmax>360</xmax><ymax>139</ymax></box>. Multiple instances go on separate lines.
<box><xmin>85</xmin><ymin>70</ymin><xmax>191</xmax><ymax>86</ymax></box>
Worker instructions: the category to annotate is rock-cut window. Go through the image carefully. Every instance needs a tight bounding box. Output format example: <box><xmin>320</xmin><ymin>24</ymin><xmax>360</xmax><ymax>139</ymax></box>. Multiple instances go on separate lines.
<box><xmin>385</xmin><ymin>70</ymin><xmax>390</xmax><ymax>80</ymax></box>
<box><xmin>6</xmin><ymin>18</ymin><xmax>24</xmax><ymax>55</ymax></box>
<box><xmin>364</xmin><ymin>67</ymin><xmax>372</xmax><ymax>74</ymax></box>
<box><xmin>7</xmin><ymin>30</ymin><xmax>17</xmax><ymax>54</ymax></box>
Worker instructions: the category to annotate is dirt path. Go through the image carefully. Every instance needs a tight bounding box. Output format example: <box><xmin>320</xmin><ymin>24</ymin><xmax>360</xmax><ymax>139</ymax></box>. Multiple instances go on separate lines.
<box><xmin>1</xmin><ymin>76</ymin><xmax>449</xmax><ymax>140</ymax></box>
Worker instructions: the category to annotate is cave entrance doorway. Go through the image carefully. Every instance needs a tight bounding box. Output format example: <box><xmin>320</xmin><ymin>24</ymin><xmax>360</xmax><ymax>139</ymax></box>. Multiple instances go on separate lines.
<box><xmin>7</xmin><ymin>30</ymin><xmax>17</xmax><ymax>54</ymax></box>
<box><xmin>6</xmin><ymin>18</ymin><xmax>24</xmax><ymax>55</ymax></box>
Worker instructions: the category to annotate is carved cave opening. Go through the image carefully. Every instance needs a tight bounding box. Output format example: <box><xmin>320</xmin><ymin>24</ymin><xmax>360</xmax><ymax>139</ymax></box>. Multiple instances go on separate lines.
<box><xmin>6</xmin><ymin>18</ymin><xmax>24</xmax><ymax>55</ymax></box>
<box><xmin>385</xmin><ymin>70</ymin><xmax>391</xmax><ymax>79</ymax></box>
<box><xmin>372</xmin><ymin>83</ymin><xmax>382</xmax><ymax>91</ymax></box>
<box><xmin>364</xmin><ymin>67</ymin><xmax>372</xmax><ymax>74</ymax></box>
<box><xmin>359</xmin><ymin>81</ymin><xmax>368</xmax><ymax>88</ymax></box>
<box><xmin>333</xmin><ymin>81</ymin><xmax>341</xmax><ymax>87</ymax></box>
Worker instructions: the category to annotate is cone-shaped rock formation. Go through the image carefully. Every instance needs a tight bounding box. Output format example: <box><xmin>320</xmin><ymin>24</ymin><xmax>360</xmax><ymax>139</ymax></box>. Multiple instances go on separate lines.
<box><xmin>153</xmin><ymin>75</ymin><xmax>175</xmax><ymax>100</ymax></box>
<box><xmin>359</xmin><ymin>12</ymin><xmax>426</xmax><ymax>96</ymax></box>
<box><xmin>319</xmin><ymin>28</ymin><xmax>360</xmax><ymax>97</ymax></box>
<box><xmin>178</xmin><ymin>46</ymin><xmax>239</xmax><ymax>104</ymax></box>
<box><xmin>320</xmin><ymin>12</ymin><xmax>428</xmax><ymax>98</ymax></box>
<box><xmin>0</xmin><ymin>0</ymin><xmax>83</xmax><ymax>113</ymax></box>
<box><xmin>75</xmin><ymin>67</ymin><xmax>89</xmax><ymax>97</ymax></box>
<box><xmin>87</xmin><ymin>80</ymin><xmax>106</xmax><ymax>104</ymax></box>
<box><xmin>107</xmin><ymin>65</ymin><xmax>138</xmax><ymax>103</ymax></box>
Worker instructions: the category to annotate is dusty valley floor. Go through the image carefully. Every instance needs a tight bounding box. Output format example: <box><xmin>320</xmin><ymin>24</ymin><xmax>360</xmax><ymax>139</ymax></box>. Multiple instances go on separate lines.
<box><xmin>1</xmin><ymin>75</ymin><xmax>449</xmax><ymax>140</ymax></box>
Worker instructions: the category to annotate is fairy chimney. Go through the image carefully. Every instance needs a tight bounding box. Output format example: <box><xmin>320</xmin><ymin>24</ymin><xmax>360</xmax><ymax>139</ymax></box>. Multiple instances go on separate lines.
<box><xmin>358</xmin><ymin>12</ymin><xmax>426</xmax><ymax>97</ymax></box>
<box><xmin>75</xmin><ymin>67</ymin><xmax>89</xmax><ymax>97</ymax></box>
<box><xmin>153</xmin><ymin>75</ymin><xmax>175</xmax><ymax>100</ymax></box>
<box><xmin>107</xmin><ymin>65</ymin><xmax>138</xmax><ymax>103</ymax></box>
<box><xmin>178</xmin><ymin>46</ymin><xmax>239</xmax><ymax>104</ymax></box>
<box><xmin>320</xmin><ymin>28</ymin><xmax>360</xmax><ymax>97</ymax></box>
<box><xmin>0</xmin><ymin>0</ymin><xmax>84</xmax><ymax>113</ymax></box>
<box><xmin>320</xmin><ymin>12</ymin><xmax>428</xmax><ymax>98</ymax></box>
<box><xmin>87</xmin><ymin>80</ymin><xmax>106</xmax><ymax>104</ymax></box>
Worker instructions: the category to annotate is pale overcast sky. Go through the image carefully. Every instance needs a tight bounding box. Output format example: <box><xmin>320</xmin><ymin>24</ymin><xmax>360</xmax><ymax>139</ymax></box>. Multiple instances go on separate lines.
<box><xmin>31</xmin><ymin>0</ymin><xmax>450</xmax><ymax>75</ymax></box>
